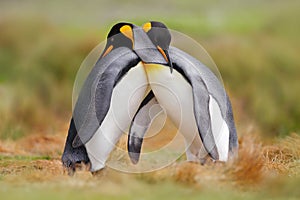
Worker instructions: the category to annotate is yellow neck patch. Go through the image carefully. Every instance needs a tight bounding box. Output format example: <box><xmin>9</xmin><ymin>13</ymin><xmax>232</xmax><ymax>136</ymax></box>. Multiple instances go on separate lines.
<box><xmin>143</xmin><ymin>22</ymin><xmax>152</xmax><ymax>32</ymax></box>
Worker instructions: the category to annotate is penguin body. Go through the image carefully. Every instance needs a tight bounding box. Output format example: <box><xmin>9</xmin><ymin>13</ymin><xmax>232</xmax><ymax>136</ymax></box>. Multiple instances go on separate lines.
<box><xmin>62</xmin><ymin>23</ymin><xmax>152</xmax><ymax>172</ymax></box>
<box><xmin>129</xmin><ymin>47</ymin><xmax>238</xmax><ymax>164</ymax></box>
<box><xmin>128</xmin><ymin>22</ymin><xmax>238</xmax><ymax>164</ymax></box>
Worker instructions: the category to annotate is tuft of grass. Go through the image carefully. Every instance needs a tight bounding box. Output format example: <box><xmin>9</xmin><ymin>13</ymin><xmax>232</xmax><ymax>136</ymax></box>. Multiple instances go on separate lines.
<box><xmin>263</xmin><ymin>133</ymin><xmax>300</xmax><ymax>176</ymax></box>
<box><xmin>229</xmin><ymin>135</ymin><xmax>264</xmax><ymax>185</ymax></box>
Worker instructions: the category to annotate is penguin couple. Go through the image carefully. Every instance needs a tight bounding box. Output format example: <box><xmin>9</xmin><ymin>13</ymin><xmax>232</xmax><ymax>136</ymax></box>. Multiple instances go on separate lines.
<box><xmin>62</xmin><ymin>21</ymin><xmax>238</xmax><ymax>174</ymax></box>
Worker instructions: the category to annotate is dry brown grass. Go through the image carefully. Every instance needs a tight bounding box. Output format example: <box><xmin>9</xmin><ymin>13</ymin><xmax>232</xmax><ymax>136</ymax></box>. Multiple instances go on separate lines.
<box><xmin>142</xmin><ymin>134</ymin><xmax>265</xmax><ymax>189</ymax></box>
<box><xmin>263</xmin><ymin>133</ymin><xmax>300</xmax><ymax>176</ymax></box>
<box><xmin>0</xmin><ymin>127</ymin><xmax>299</xmax><ymax>191</ymax></box>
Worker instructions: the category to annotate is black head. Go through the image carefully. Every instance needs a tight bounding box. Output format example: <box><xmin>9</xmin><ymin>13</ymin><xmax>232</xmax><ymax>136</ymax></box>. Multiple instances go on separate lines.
<box><xmin>100</xmin><ymin>22</ymin><xmax>134</xmax><ymax>58</ymax></box>
<box><xmin>142</xmin><ymin>21</ymin><xmax>173</xmax><ymax>73</ymax></box>
<box><xmin>143</xmin><ymin>21</ymin><xmax>171</xmax><ymax>50</ymax></box>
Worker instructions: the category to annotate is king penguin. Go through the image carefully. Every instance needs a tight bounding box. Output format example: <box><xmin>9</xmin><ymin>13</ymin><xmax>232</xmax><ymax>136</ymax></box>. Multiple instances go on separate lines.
<box><xmin>62</xmin><ymin>22</ymin><xmax>168</xmax><ymax>173</ymax></box>
<box><xmin>128</xmin><ymin>21</ymin><xmax>238</xmax><ymax>164</ymax></box>
<box><xmin>61</xmin><ymin>22</ymin><xmax>141</xmax><ymax>172</ymax></box>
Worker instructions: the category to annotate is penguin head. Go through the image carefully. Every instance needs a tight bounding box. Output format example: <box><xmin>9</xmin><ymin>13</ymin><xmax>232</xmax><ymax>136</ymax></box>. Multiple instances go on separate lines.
<box><xmin>143</xmin><ymin>21</ymin><xmax>171</xmax><ymax>51</ymax></box>
<box><xmin>101</xmin><ymin>22</ymin><xmax>135</xmax><ymax>58</ymax></box>
<box><xmin>142</xmin><ymin>21</ymin><xmax>173</xmax><ymax>73</ymax></box>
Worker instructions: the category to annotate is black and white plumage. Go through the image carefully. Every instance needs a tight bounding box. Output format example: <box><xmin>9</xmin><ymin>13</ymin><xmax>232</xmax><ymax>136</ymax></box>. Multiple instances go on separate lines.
<box><xmin>62</xmin><ymin>23</ymin><xmax>148</xmax><ymax>172</ymax></box>
<box><xmin>127</xmin><ymin>22</ymin><xmax>238</xmax><ymax>164</ymax></box>
<box><xmin>62</xmin><ymin>21</ymin><xmax>238</xmax><ymax>173</ymax></box>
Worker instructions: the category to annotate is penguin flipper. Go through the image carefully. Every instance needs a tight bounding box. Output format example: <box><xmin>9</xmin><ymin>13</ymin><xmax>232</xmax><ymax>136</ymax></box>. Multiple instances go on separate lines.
<box><xmin>169</xmin><ymin>47</ymin><xmax>231</xmax><ymax>160</ymax></box>
<box><xmin>72</xmin><ymin>49</ymin><xmax>140</xmax><ymax>147</ymax></box>
<box><xmin>127</xmin><ymin>90</ymin><xmax>163</xmax><ymax>164</ymax></box>
<box><xmin>189</xmin><ymin>76</ymin><xmax>220</xmax><ymax>160</ymax></box>
<box><xmin>225</xmin><ymin>94</ymin><xmax>239</xmax><ymax>156</ymax></box>
<box><xmin>62</xmin><ymin>118</ymin><xmax>90</xmax><ymax>175</ymax></box>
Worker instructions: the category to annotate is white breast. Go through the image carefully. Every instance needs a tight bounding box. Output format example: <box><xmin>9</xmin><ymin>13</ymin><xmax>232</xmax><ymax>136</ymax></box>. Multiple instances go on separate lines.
<box><xmin>85</xmin><ymin>62</ymin><xmax>148</xmax><ymax>171</ymax></box>
<box><xmin>144</xmin><ymin>64</ymin><xmax>229</xmax><ymax>162</ymax></box>
<box><xmin>144</xmin><ymin>64</ymin><xmax>204</xmax><ymax>160</ymax></box>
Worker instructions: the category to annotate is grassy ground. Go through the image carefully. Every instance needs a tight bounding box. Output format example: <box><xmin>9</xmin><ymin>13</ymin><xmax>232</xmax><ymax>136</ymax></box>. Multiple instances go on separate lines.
<box><xmin>0</xmin><ymin>129</ymin><xmax>300</xmax><ymax>199</ymax></box>
<box><xmin>0</xmin><ymin>0</ymin><xmax>300</xmax><ymax>199</ymax></box>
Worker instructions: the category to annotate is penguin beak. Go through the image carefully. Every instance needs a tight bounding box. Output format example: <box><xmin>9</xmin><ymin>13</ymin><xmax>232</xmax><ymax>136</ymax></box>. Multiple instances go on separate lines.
<box><xmin>156</xmin><ymin>46</ymin><xmax>173</xmax><ymax>74</ymax></box>
<box><xmin>164</xmin><ymin>49</ymin><xmax>173</xmax><ymax>74</ymax></box>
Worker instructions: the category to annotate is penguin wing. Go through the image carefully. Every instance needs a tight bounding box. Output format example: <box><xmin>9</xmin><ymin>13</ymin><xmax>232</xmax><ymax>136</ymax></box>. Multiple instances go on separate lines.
<box><xmin>169</xmin><ymin>47</ymin><xmax>231</xmax><ymax>161</ymax></box>
<box><xmin>72</xmin><ymin>48</ymin><xmax>140</xmax><ymax>147</ymax></box>
<box><xmin>127</xmin><ymin>90</ymin><xmax>163</xmax><ymax>164</ymax></box>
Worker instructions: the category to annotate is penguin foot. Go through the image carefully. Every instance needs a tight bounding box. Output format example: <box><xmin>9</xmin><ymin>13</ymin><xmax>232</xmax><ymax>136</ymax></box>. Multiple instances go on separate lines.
<box><xmin>62</xmin><ymin>147</ymin><xmax>90</xmax><ymax>176</ymax></box>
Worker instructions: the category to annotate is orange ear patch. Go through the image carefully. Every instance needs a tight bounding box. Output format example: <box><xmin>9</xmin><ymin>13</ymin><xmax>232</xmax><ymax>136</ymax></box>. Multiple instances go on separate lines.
<box><xmin>143</xmin><ymin>22</ymin><xmax>152</xmax><ymax>32</ymax></box>
<box><xmin>120</xmin><ymin>25</ymin><xmax>133</xmax><ymax>41</ymax></box>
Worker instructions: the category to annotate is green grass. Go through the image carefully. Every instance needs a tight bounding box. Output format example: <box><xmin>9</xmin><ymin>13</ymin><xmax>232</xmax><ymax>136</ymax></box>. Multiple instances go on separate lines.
<box><xmin>0</xmin><ymin>155</ymin><xmax>51</xmax><ymax>161</ymax></box>
<box><xmin>0</xmin><ymin>182</ymin><xmax>241</xmax><ymax>200</ymax></box>
<box><xmin>0</xmin><ymin>173</ymin><xmax>299</xmax><ymax>200</ymax></box>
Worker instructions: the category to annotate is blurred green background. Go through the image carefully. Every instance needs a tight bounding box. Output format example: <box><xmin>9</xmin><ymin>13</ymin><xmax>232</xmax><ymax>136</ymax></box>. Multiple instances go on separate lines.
<box><xmin>0</xmin><ymin>0</ymin><xmax>299</xmax><ymax>140</ymax></box>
